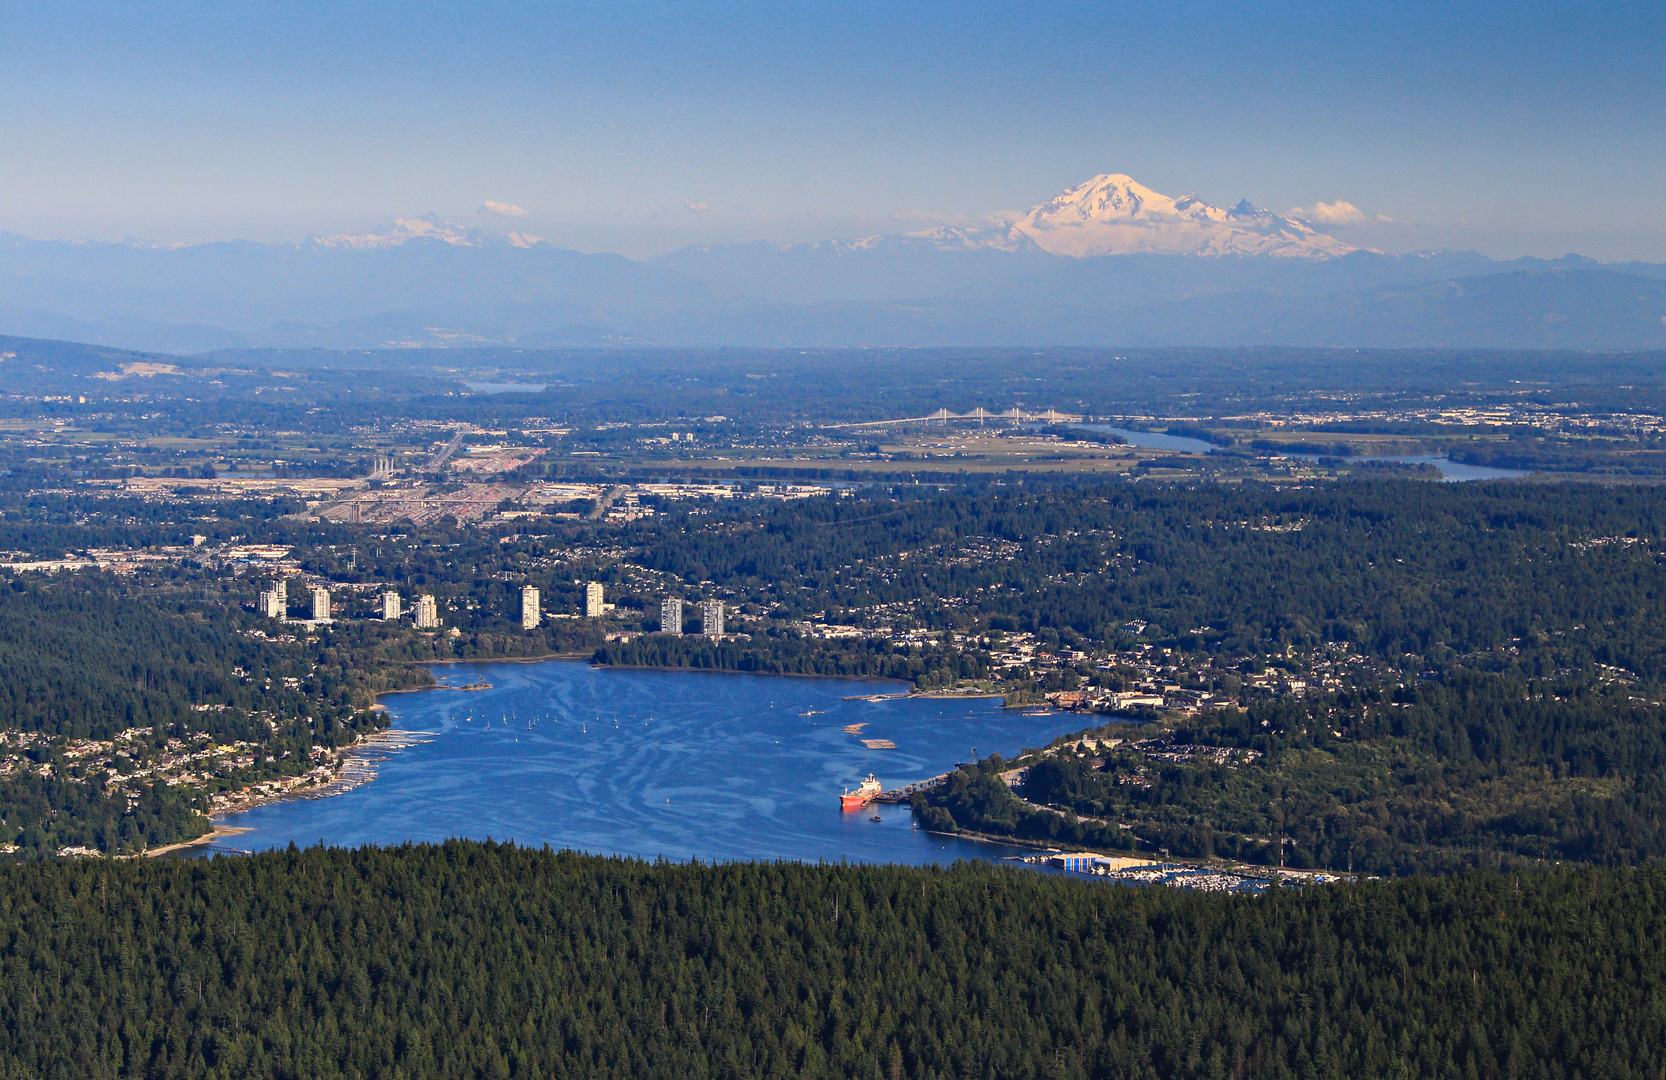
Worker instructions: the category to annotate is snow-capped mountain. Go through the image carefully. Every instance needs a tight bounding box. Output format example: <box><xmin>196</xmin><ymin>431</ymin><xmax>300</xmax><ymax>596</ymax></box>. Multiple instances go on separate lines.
<box><xmin>837</xmin><ymin>224</ymin><xmax>1042</xmax><ymax>254</ymax></box>
<box><xmin>720</xmin><ymin>173</ymin><xmax>1355</xmax><ymax>261</ymax></box>
<box><xmin>6</xmin><ymin>169</ymin><xmax>1665</xmax><ymax>352</ymax></box>
<box><xmin>648</xmin><ymin>172</ymin><xmax>1360</xmax><ymax>302</ymax></box>
<box><xmin>306</xmin><ymin>213</ymin><xmax>547</xmax><ymax>250</ymax></box>
<box><xmin>1010</xmin><ymin>174</ymin><xmax>1354</xmax><ymax>258</ymax></box>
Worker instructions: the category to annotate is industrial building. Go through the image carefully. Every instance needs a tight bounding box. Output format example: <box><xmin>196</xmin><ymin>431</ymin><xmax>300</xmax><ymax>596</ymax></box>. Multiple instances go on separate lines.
<box><xmin>701</xmin><ymin>599</ymin><xmax>725</xmax><ymax>638</ymax></box>
<box><xmin>381</xmin><ymin>590</ymin><xmax>401</xmax><ymax>621</ymax></box>
<box><xmin>585</xmin><ymin>581</ymin><xmax>606</xmax><ymax>618</ymax></box>
<box><xmin>660</xmin><ymin>596</ymin><xmax>684</xmax><ymax>634</ymax></box>
<box><xmin>521</xmin><ymin>585</ymin><xmax>541</xmax><ymax>629</ymax></box>
<box><xmin>414</xmin><ymin>594</ymin><xmax>440</xmax><ymax>629</ymax></box>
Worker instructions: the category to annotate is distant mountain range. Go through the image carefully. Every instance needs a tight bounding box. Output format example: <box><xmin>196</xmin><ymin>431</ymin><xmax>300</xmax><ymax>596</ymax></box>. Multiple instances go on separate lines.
<box><xmin>3</xmin><ymin>174</ymin><xmax>1665</xmax><ymax>352</ymax></box>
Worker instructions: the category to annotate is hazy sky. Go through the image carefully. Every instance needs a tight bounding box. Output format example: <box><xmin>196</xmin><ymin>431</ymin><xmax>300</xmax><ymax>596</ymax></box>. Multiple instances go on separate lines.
<box><xmin>3</xmin><ymin>0</ymin><xmax>1663</xmax><ymax>259</ymax></box>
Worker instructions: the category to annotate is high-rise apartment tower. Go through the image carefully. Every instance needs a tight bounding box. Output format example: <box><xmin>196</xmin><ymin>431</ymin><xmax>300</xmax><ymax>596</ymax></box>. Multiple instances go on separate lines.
<box><xmin>660</xmin><ymin>596</ymin><xmax>684</xmax><ymax>635</ymax></box>
<box><xmin>414</xmin><ymin>594</ymin><xmax>440</xmax><ymax>629</ymax></box>
<box><xmin>258</xmin><ymin>579</ymin><xmax>288</xmax><ymax>619</ymax></box>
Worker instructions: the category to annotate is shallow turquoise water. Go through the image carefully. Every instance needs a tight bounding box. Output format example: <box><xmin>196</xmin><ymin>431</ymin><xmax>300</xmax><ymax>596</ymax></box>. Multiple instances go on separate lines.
<box><xmin>208</xmin><ymin>662</ymin><xmax>1082</xmax><ymax>865</ymax></box>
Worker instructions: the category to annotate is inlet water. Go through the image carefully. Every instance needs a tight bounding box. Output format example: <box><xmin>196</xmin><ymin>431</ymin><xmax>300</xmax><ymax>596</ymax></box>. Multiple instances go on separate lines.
<box><xmin>1072</xmin><ymin>424</ymin><xmax>1218</xmax><ymax>453</ymax></box>
<box><xmin>1072</xmin><ymin>423</ymin><xmax>1529</xmax><ymax>481</ymax></box>
<box><xmin>1341</xmin><ymin>454</ymin><xmax>1529</xmax><ymax>481</ymax></box>
<box><xmin>207</xmin><ymin>663</ymin><xmax>1082</xmax><ymax>864</ymax></box>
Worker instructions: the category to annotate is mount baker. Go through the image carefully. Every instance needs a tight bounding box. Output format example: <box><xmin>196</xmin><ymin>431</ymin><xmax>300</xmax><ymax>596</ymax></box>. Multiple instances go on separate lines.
<box><xmin>299</xmin><ymin>174</ymin><xmax>1356</xmax><ymax>261</ymax></box>
<box><xmin>873</xmin><ymin>174</ymin><xmax>1356</xmax><ymax>260</ymax></box>
<box><xmin>2</xmin><ymin>170</ymin><xmax>1662</xmax><ymax>352</ymax></box>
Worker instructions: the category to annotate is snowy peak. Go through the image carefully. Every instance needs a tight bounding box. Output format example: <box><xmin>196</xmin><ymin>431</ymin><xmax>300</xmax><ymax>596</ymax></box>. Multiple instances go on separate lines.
<box><xmin>835</xmin><ymin>224</ymin><xmax>1040</xmax><ymax>255</ymax></box>
<box><xmin>1012</xmin><ymin>174</ymin><xmax>1355</xmax><ymax>259</ymax></box>
<box><xmin>814</xmin><ymin>174</ymin><xmax>1358</xmax><ymax>259</ymax></box>
<box><xmin>1024</xmin><ymin>173</ymin><xmax>1180</xmax><ymax>226</ymax></box>
<box><xmin>306</xmin><ymin>213</ymin><xmax>548</xmax><ymax>251</ymax></box>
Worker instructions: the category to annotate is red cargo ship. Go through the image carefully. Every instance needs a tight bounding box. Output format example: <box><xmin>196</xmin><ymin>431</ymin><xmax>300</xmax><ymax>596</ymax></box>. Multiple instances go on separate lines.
<box><xmin>840</xmin><ymin>774</ymin><xmax>882</xmax><ymax>810</ymax></box>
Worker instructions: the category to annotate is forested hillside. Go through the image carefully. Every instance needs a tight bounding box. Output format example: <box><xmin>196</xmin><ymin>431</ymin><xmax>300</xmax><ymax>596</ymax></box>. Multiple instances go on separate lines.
<box><xmin>0</xmin><ymin>843</ymin><xmax>1661</xmax><ymax>1080</ymax></box>
<box><xmin>921</xmin><ymin>666</ymin><xmax>1666</xmax><ymax>873</ymax></box>
<box><xmin>0</xmin><ymin>575</ymin><xmax>406</xmax><ymax>854</ymax></box>
<box><xmin>608</xmin><ymin>482</ymin><xmax>1666</xmax><ymax>673</ymax></box>
<box><xmin>288</xmin><ymin>481</ymin><xmax>1666</xmax><ymax>680</ymax></box>
<box><xmin>18</xmin><ymin>479</ymin><xmax>1666</xmax><ymax>862</ymax></box>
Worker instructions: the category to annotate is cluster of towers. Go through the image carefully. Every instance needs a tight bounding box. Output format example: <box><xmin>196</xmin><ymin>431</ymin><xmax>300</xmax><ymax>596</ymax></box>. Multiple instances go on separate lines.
<box><xmin>658</xmin><ymin>596</ymin><xmax>724</xmax><ymax>637</ymax></box>
<box><xmin>516</xmin><ymin>581</ymin><xmax>605</xmax><ymax>626</ymax></box>
<box><xmin>257</xmin><ymin>579</ymin><xmax>335</xmax><ymax>623</ymax></box>
<box><xmin>261</xmin><ymin>577</ymin><xmax>722</xmax><ymax>636</ymax></box>
<box><xmin>375</xmin><ymin>589</ymin><xmax>440</xmax><ymax>627</ymax></box>
<box><xmin>259</xmin><ymin>579</ymin><xmax>437</xmax><ymax>627</ymax></box>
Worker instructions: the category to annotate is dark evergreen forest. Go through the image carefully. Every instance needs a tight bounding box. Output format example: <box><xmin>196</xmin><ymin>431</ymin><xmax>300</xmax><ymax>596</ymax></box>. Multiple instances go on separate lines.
<box><xmin>0</xmin><ymin>843</ymin><xmax>1661</xmax><ymax>1080</ymax></box>
<box><xmin>916</xmin><ymin>666</ymin><xmax>1666</xmax><ymax>874</ymax></box>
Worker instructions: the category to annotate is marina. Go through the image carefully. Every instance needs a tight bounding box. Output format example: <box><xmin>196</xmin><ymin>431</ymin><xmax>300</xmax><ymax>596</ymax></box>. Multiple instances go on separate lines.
<box><xmin>1007</xmin><ymin>851</ymin><xmax>1349</xmax><ymax>894</ymax></box>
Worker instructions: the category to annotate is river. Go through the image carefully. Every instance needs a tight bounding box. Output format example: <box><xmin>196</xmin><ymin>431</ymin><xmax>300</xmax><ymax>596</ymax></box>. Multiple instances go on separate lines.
<box><xmin>1074</xmin><ymin>423</ymin><xmax>1219</xmax><ymax>453</ymax></box>
<box><xmin>201</xmin><ymin>663</ymin><xmax>1083</xmax><ymax>865</ymax></box>
<box><xmin>1072</xmin><ymin>424</ymin><xmax>1529</xmax><ymax>481</ymax></box>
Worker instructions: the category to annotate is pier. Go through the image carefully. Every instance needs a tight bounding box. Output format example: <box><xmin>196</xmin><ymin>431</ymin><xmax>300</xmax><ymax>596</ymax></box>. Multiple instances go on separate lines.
<box><xmin>872</xmin><ymin>772</ymin><xmax>951</xmax><ymax>803</ymax></box>
<box><xmin>300</xmin><ymin>730</ymin><xmax>435</xmax><ymax>799</ymax></box>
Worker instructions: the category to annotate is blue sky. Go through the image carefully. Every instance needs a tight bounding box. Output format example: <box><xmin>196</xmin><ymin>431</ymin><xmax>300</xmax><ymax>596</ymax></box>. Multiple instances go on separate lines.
<box><xmin>2</xmin><ymin>0</ymin><xmax>1663</xmax><ymax>258</ymax></box>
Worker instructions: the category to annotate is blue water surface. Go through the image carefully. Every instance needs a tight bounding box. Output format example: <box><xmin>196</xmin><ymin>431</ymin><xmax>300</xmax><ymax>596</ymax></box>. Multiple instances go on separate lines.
<box><xmin>209</xmin><ymin>663</ymin><xmax>1082</xmax><ymax>865</ymax></box>
<box><xmin>1073</xmin><ymin>424</ymin><xmax>1530</xmax><ymax>480</ymax></box>
<box><xmin>1073</xmin><ymin>424</ymin><xmax>1218</xmax><ymax>453</ymax></box>
<box><xmin>1336</xmin><ymin>453</ymin><xmax>1529</xmax><ymax>482</ymax></box>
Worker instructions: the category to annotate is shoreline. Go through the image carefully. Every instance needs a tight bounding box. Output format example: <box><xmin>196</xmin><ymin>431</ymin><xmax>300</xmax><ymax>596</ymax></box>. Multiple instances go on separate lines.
<box><xmin>369</xmin><ymin>653</ymin><xmax>597</xmax><ymax>704</ymax></box>
<box><xmin>188</xmin><ymin>660</ymin><xmax>1081</xmax><ymax>865</ymax></box>
<box><xmin>424</xmin><ymin>651</ymin><xmax>595</xmax><ymax>666</ymax></box>
<box><xmin>584</xmin><ymin>661</ymin><xmax>914</xmax><ymax>685</ymax></box>
<box><xmin>207</xmin><ymin>728</ymin><xmax>436</xmax><ymax>820</ymax></box>
<box><xmin>402</xmin><ymin>652</ymin><xmax>1012</xmax><ymax>695</ymax></box>
<box><xmin>140</xmin><ymin>825</ymin><xmax>254</xmax><ymax>859</ymax></box>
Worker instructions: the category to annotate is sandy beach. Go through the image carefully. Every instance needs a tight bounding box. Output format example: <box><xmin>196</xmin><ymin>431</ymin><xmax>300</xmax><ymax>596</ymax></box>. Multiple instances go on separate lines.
<box><xmin>141</xmin><ymin>825</ymin><xmax>254</xmax><ymax>858</ymax></box>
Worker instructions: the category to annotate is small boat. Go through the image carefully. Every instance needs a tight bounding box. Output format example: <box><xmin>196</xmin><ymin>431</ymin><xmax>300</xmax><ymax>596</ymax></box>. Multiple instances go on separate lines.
<box><xmin>840</xmin><ymin>774</ymin><xmax>882</xmax><ymax>810</ymax></box>
<box><xmin>869</xmin><ymin>814</ymin><xmax>883</xmax><ymax>822</ymax></box>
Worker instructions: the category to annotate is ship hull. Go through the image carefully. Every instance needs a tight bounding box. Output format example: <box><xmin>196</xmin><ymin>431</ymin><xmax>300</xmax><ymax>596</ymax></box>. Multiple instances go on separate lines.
<box><xmin>840</xmin><ymin>775</ymin><xmax>883</xmax><ymax>810</ymax></box>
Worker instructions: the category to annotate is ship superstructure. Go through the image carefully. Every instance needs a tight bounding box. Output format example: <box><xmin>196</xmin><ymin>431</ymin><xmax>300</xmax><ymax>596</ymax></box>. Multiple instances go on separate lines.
<box><xmin>840</xmin><ymin>774</ymin><xmax>882</xmax><ymax>810</ymax></box>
